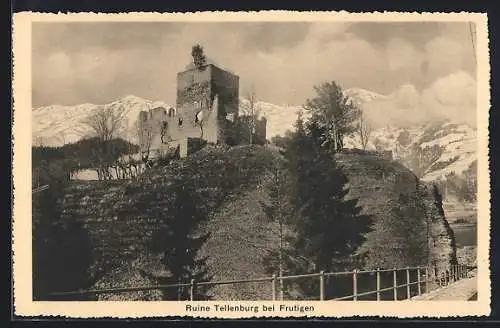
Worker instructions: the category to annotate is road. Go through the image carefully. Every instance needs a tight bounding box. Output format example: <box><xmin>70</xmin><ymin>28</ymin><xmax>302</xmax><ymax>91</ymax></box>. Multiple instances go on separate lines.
<box><xmin>410</xmin><ymin>276</ymin><xmax>478</xmax><ymax>301</ymax></box>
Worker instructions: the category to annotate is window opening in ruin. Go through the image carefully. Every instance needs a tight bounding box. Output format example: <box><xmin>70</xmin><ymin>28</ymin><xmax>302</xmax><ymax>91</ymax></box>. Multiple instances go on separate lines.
<box><xmin>178</xmin><ymin>117</ymin><xmax>183</xmax><ymax>126</ymax></box>
<box><xmin>195</xmin><ymin>110</ymin><xmax>203</xmax><ymax>124</ymax></box>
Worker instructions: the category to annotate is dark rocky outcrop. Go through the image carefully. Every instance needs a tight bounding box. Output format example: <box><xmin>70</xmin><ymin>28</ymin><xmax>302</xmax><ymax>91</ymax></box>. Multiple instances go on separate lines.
<box><xmin>335</xmin><ymin>153</ymin><xmax>457</xmax><ymax>272</ymax></box>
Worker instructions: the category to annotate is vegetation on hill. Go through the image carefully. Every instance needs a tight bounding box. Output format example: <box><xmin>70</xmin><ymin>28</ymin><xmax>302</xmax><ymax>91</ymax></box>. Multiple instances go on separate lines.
<box><xmin>49</xmin><ymin>141</ymin><xmax>455</xmax><ymax>300</ymax></box>
<box><xmin>32</xmin><ymin>179</ymin><xmax>94</xmax><ymax>300</ymax></box>
<box><xmin>32</xmin><ymin>137</ymin><xmax>138</xmax><ymax>299</ymax></box>
<box><xmin>303</xmin><ymin>81</ymin><xmax>361</xmax><ymax>152</ymax></box>
<box><xmin>88</xmin><ymin>144</ymin><xmax>279</xmax><ymax>300</ymax></box>
<box><xmin>279</xmin><ymin>113</ymin><xmax>372</xmax><ymax>299</ymax></box>
<box><xmin>35</xmin><ymin>79</ymin><xmax>456</xmax><ymax>301</ymax></box>
<box><xmin>32</xmin><ymin>137</ymin><xmax>139</xmax><ymax>184</ymax></box>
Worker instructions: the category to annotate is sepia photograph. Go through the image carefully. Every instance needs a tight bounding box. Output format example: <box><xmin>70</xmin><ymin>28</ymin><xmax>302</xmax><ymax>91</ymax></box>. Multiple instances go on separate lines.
<box><xmin>12</xmin><ymin>11</ymin><xmax>490</xmax><ymax>318</ymax></box>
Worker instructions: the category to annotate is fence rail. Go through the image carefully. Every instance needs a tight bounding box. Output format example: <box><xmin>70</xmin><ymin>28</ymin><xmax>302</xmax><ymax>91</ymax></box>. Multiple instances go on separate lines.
<box><xmin>32</xmin><ymin>184</ymin><xmax>49</xmax><ymax>194</ymax></box>
<box><xmin>48</xmin><ymin>264</ymin><xmax>473</xmax><ymax>301</ymax></box>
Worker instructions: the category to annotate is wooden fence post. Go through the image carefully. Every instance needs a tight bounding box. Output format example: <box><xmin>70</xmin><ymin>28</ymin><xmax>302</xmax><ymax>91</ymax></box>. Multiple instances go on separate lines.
<box><xmin>393</xmin><ymin>268</ymin><xmax>397</xmax><ymax>301</ymax></box>
<box><xmin>376</xmin><ymin>268</ymin><xmax>381</xmax><ymax>301</ymax></box>
<box><xmin>272</xmin><ymin>274</ymin><xmax>277</xmax><ymax>301</ymax></box>
<box><xmin>190</xmin><ymin>279</ymin><xmax>195</xmax><ymax>301</ymax></box>
<box><xmin>417</xmin><ymin>267</ymin><xmax>422</xmax><ymax>296</ymax></box>
<box><xmin>425</xmin><ymin>267</ymin><xmax>429</xmax><ymax>294</ymax></box>
<box><xmin>406</xmin><ymin>267</ymin><xmax>411</xmax><ymax>299</ymax></box>
<box><xmin>319</xmin><ymin>271</ymin><xmax>325</xmax><ymax>301</ymax></box>
<box><xmin>353</xmin><ymin>269</ymin><xmax>358</xmax><ymax>301</ymax></box>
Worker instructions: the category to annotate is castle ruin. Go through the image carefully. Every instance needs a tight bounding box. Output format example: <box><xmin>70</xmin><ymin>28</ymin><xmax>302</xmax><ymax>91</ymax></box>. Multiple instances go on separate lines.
<box><xmin>138</xmin><ymin>62</ymin><xmax>262</xmax><ymax>158</ymax></box>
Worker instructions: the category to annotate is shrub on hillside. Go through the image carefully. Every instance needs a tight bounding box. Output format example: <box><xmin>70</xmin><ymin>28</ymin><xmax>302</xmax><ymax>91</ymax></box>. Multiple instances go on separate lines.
<box><xmin>113</xmin><ymin>145</ymin><xmax>278</xmax><ymax>300</ymax></box>
<box><xmin>32</xmin><ymin>180</ymin><xmax>93</xmax><ymax>300</ymax></box>
<box><xmin>281</xmin><ymin>116</ymin><xmax>373</xmax><ymax>299</ymax></box>
<box><xmin>362</xmin><ymin>191</ymin><xmax>428</xmax><ymax>269</ymax></box>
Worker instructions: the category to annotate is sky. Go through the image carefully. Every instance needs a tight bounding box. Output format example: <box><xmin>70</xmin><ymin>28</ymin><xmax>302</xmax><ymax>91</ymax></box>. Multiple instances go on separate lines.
<box><xmin>32</xmin><ymin>21</ymin><xmax>478</xmax><ymax>126</ymax></box>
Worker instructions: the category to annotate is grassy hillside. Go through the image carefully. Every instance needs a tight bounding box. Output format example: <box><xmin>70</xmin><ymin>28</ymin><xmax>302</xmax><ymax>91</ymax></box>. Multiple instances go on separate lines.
<box><xmin>57</xmin><ymin>145</ymin><xmax>278</xmax><ymax>299</ymax></box>
<box><xmin>52</xmin><ymin>145</ymin><xmax>456</xmax><ymax>300</ymax></box>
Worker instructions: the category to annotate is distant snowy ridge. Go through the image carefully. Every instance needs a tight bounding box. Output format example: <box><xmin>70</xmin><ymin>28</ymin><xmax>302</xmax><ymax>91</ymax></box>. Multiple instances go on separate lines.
<box><xmin>32</xmin><ymin>87</ymin><xmax>477</xmax><ymax>183</ymax></box>
<box><xmin>32</xmin><ymin>95</ymin><xmax>171</xmax><ymax>147</ymax></box>
<box><xmin>32</xmin><ymin>88</ymin><xmax>379</xmax><ymax>147</ymax></box>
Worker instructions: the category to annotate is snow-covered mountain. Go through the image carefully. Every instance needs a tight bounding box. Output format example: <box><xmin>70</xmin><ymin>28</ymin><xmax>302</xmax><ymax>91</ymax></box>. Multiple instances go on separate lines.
<box><xmin>241</xmin><ymin>87</ymin><xmax>389</xmax><ymax>139</ymax></box>
<box><xmin>343</xmin><ymin>123</ymin><xmax>477</xmax><ymax>182</ymax></box>
<box><xmin>32</xmin><ymin>88</ymin><xmax>477</xmax><ymax>184</ymax></box>
<box><xmin>32</xmin><ymin>95</ymin><xmax>171</xmax><ymax>147</ymax></box>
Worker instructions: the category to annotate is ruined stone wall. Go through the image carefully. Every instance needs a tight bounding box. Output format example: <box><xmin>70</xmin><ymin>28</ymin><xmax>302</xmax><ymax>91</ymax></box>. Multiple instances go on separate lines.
<box><xmin>254</xmin><ymin>117</ymin><xmax>267</xmax><ymax>144</ymax></box>
<box><xmin>237</xmin><ymin>116</ymin><xmax>267</xmax><ymax>145</ymax></box>
<box><xmin>210</xmin><ymin>65</ymin><xmax>239</xmax><ymax>144</ymax></box>
<box><xmin>137</xmin><ymin>65</ymin><xmax>241</xmax><ymax>153</ymax></box>
<box><xmin>176</xmin><ymin>64</ymin><xmax>239</xmax><ymax>145</ymax></box>
<box><xmin>340</xmin><ymin>148</ymin><xmax>393</xmax><ymax>161</ymax></box>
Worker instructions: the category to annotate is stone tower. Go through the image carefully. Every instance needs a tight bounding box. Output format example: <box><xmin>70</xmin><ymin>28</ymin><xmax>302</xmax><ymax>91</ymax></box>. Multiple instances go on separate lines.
<box><xmin>176</xmin><ymin>63</ymin><xmax>240</xmax><ymax>145</ymax></box>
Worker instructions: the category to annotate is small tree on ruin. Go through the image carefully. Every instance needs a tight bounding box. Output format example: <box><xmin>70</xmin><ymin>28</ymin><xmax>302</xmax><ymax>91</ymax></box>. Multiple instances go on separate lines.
<box><xmin>191</xmin><ymin>44</ymin><xmax>207</xmax><ymax>70</ymax></box>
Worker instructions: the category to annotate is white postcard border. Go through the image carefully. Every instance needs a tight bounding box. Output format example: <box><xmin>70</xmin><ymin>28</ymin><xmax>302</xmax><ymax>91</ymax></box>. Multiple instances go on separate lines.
<box><xmin>12</xmin><ymin>11</ymin><xmax>491</xmax><ymax>318</ymax></box>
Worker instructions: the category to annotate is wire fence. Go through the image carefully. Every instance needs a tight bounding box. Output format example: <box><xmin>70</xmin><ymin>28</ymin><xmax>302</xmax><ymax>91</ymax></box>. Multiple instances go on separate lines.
<box><xmin>47</xmin><ymin>264</ymin><xmax>473</xmax><ymax>301</ymax></box>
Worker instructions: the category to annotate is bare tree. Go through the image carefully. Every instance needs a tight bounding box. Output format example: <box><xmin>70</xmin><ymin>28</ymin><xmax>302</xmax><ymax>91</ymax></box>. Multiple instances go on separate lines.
<box><xmin>240</xmin><ymin>87</ymin><xmax>261</xmax><ymax>145</ymax></box>
<box><xmin>160</xmin><ymin>121</ymin><xmax>169</xmax><ymax>144</ymax></box>
<box><xmin>357</xmin><ymin>109</ymin><xmax>372</xmax><ymax>150</ymax></box>
<box><xmin>83</xmin><ymin>105</ymin><xmax>127</xmax><ymax>142</ymax></box>
<box><xmin>82</xmin><ymin>105</ymin><xmax>127</xmax><ymax>180</ymax></box>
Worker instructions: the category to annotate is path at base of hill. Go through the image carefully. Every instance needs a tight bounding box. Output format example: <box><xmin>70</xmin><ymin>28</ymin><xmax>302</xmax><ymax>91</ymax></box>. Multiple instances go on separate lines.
<box><xmin>409</xmin><ymin>275</ymin><xmax>477</xmax><ymax>301</ymax></box>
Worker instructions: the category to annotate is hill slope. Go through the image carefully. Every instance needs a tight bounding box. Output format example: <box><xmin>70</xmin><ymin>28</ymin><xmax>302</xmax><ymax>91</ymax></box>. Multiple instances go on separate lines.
<box><xmin>57</xmin><ymin>145</ymin><xmax>456</xmax><ymax>300</ymax></box>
